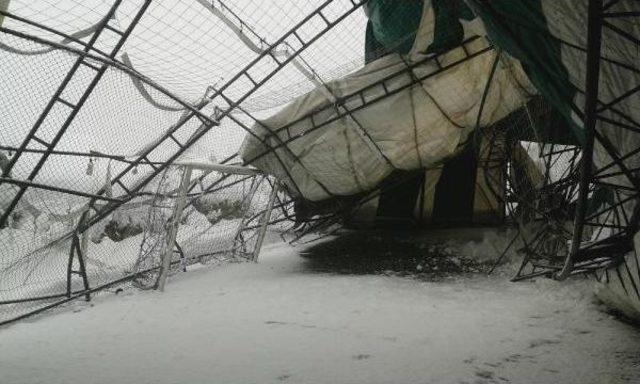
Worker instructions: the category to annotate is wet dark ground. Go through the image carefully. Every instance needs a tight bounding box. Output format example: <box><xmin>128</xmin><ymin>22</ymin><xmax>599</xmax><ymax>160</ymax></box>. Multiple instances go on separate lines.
<box><xmin>297</xmin><ymin>231</ymin><xmax>492</xmax><ymax>280</ymax></box>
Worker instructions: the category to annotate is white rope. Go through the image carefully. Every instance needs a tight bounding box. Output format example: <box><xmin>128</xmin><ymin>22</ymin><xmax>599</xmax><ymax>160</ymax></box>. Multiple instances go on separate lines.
<box><xmin>196</xmin><ymin>0</ymin><xmax>388</xmax><ymax>163</ymax></box>
<box><xmin>0</xmin><ymin>19</ymin><xmax>99</xmax><ymax>55</ymax></box>
<box><xmin>0</xmin><ymin>14</ymin><xmax>195</xmax><ymax>113</ymax></box>
<box><xmin>120</xmin><ymin>52</ymin><xmax>186</xmax><ymax>112</ymax></box>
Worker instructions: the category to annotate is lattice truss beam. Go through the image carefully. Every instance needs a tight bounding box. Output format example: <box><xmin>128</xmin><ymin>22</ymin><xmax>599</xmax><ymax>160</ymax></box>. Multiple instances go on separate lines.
<box><xmin>0</xmin><ymin>0</ymin><xmax>380</xmax><ymax>323</ymax></box>
<box><xmin>0</xmin><ymin>0</ymin><xmax>363</xmax><ymax>225</ymax></box>
<box><xmin>0</xmin><ymin>0</ymin><xmax>503</xmax><ymax>325</ymax></box>
<box><xmin>502</xmin><ymin>0</ymin><xmax>640</xmax><ymax>283</ymax></box>
<box><xmin>12</xmin><ymin>0</ymin><xmax>631</xmax><ymax>327</ymax></box>
<box><xmin>2</xmin><ymin>0</ymin><xmax>635</xmax><ymax>326</ymax></box>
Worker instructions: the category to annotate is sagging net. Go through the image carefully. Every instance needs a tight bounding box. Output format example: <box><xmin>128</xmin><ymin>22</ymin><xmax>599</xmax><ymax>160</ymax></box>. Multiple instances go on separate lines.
<box><xmin>0</xmin><ymin>162</ymin><xmax>281</xmax><ymax>322</ymax></box>
<box><xmin>131</xmin><ymin>165</ymin><xmax>279</xmax><ymax>289</ymax></box>
<box><xmin>0</xmin><ymin>0</ymin><xmax>369</xmax><ymax>324</ymax></box>
<box><xmin>2</xmin><ymin>0</ymin><xmax>640</xmax><ymax>324</ymax></box>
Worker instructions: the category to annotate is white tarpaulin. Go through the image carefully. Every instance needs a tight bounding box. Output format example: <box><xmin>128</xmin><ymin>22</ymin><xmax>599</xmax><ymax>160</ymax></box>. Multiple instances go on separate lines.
<box><xmin>241</xmin><ymin>1</ymin><xmax>536</xmax><ymax>201</ymax></box>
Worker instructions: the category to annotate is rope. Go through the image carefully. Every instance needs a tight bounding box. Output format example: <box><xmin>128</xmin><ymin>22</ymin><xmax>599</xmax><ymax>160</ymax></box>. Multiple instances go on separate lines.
<box><xmin>0</xmin><ymin>15</ymin><xmax>198</xmax><ymax>114</ymax></box>
<box><xmin>197</xmin><ymin>0</ymin><xmax>393</xmax><ymax>166</ymax></box>
<box><xmin>0</xmin><ymin>19</ymin><xmax>99</xmax><ymax>55</ymax></box>
<box><xmin>120</xmin><ymin>52</ymin><xmax>186</xmax><ymax>112</ymax></box>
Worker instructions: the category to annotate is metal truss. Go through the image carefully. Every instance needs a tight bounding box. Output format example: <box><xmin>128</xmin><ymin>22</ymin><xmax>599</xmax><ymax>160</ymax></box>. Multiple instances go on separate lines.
<box><xmin>0</xmin><ymin>0</ymin><xmax>153</xmax><ymax>228</ymax></box>
<box><xmin>0</xmin><ymin>0</ymin><xmax>373</xmax><ymax>325</ymax></box>
<box><xmin>239</xmin><ymin>35</ymin><xmax>495</xmax><ymax>238</ymax></box>
<box><xmin>243</xmin><ymin>36</ymin><xmax>493</xmax><ymax>167</ymax></box>
<box><xmin>7</xmin><ymin>0</ymin><xmax>619</xmax><ymax>326</ymax></box>
<box><xmin>512</xmin><ymin>0</ymin><xmax>640</xmax><ymax>283</ymax></box>
<box><xmin>74</xmin><ymin>0</ymin><xmax>371</xmax><ymax>232</ymax></box>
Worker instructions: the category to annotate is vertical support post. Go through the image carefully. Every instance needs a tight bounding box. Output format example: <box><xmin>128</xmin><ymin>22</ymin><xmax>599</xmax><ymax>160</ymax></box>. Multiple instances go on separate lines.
<box><xmin>66</xmin><ymin>237</ymin><xmax>76</xmax><ymax>298</ymax></box>
<box><xmin>80</xmin><ymin>228</ymin><xmax>90</xmax><ymax>264</ymax></box>
<box><xmin>66</xmin><ymin>233</ymin><xmax>91</xmax><ymax>301</ymax></box>
<box><xmin>556</xmin><ymin>0</ymin><xmax>603</xmax><ymax>280</ymax></box>
<box><xmin>74</xmin><ymin>234</ymin><xmax>91</xmax><ymax>301</ymax></box>
<box><xmin>157</xmin><ymin>165</ymin><xmax>192</xmax><ymax>291</ymax></box>
<box><xmin>251</xmin><ymin>181</ymin><xmax>279</xmax><ymax>262</ymax></box>
<box><xmin>232</xmin><ymin>175</ymin><xmax>263</xmax><ymax>256</ymax></box>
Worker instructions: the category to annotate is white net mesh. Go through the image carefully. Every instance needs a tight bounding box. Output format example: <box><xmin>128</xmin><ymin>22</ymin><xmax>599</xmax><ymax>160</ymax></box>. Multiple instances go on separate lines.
<box><xmin>0</xmin><ymin>0</ymin><xmax>365</xmax><ymax>323</ymax></box>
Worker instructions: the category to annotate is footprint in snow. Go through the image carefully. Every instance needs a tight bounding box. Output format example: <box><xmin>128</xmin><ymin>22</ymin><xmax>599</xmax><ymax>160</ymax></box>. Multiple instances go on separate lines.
<box><xmin>528</xmin><ymin>338</ymin><xmax>561</xmax><ymax>349</ymax></box>
<box><xmin>474</xmin><ymin>369</ymin><xmax>495</xmax><ymax>383</ymax></box>
<box><xmin>265</xmin><ymin>320</ymin><xmax>287</xmax><ymax>325</ymax></box>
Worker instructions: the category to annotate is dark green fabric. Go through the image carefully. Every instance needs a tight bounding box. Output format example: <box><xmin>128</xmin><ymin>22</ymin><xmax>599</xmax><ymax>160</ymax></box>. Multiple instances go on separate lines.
<box><xmin>465</xmin><ymin>0</ymin><xmax>583</xmax><ymax>144</ymax></box>
<box><xmin>375</xmin><ymin>169</ymin><xmax>425</xmax><ymax>227</ymax></box>
<box><xmin>364</xmin><ymin>0</ymin><xmax>424</xmax><ymax>224</ymax></box>
<box><xmin>364</xmin><ymin>0</ymin><xmax>424</xmax><ymax>56</ymax></box>
<box><xmin>365</xmin><ymin>0</ymin><xmax>483</xmax><ymax>226</ymax></box>
<box><xmin>432</xmin><ymin>144</ymin><xmax>478</xmax><ymax>225</ymax></box>
<box><xmin>364</xmin><ymin>21</ymin><xmax>386</xmax><ymax>64</ymax></box>
<box><xmin>426</xmin><ymin>0</ymin><xmax>475</xmax><ymax>54</ymax></box>
<box><xmin>364</xmin><ymin>0</ymin><xmax>476</xmax><ymax>59</ymax></box>
<box><xmin>512</xmin><ymin>109</ymin><xmax>579</xmax><ymax>146</ymax></box>
<box><xmin>495</xmin><ymin>97</ymin><xmax>580</xmax><ymax>146</ymax></box>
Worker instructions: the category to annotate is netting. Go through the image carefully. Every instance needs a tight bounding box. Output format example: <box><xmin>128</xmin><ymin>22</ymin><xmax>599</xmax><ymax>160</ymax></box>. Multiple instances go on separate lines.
<box><xmin>2</xmin><ymin>0</ymin><xmax>640</xmax><ymax>324</ymax></box>
<box><xmin>0</xmin><ymin>0</ymin><xmax>372</xmax><ymax>324</ymax></box>
<box><xmin>0</xmin><ymin>162</ymin><xmax>278</xmax><ymax>321</ymax></box>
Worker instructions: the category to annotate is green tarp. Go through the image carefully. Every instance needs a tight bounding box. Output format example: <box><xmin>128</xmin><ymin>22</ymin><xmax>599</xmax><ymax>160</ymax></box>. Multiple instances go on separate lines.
<box><xmin>465</xmin><ymin>0</ymin><xmax>582</xmax><ymax>143</ymax></box>
<box><xmin>364</xmin><ymin>0</ymin><xmax>424</xmax><ymax>60</ymax></box>
<box><xmin>364</xmin><ymin>0</ymin><xmax>475</xmax><ymax>61</ymax></box>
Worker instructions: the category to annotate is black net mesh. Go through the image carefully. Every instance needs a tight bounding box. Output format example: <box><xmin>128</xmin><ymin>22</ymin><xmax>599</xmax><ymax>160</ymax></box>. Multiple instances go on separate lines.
<box><xmin>1</xmin><ymin>0</ymin><xmax>373</xmax><ymax>323</ymax></box>
<box><xmin>2</xmin><ymin>0</ymin><xmax>640</xmax><ymax>324</ymax></box>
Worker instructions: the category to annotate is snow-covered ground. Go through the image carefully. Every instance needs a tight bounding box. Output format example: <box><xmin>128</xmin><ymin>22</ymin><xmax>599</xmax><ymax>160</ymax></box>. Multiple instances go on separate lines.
<box><xmin>1</xmin><ymin>235</ymin><xmax>639</xmax><ymax>384</ymax></box>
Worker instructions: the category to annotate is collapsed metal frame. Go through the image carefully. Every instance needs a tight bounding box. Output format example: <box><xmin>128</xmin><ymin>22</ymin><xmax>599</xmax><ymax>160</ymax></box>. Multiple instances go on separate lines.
<box><xmin>511</xmin><ymin>0</ymin><xmax>640</xmax><ymax>286</ymax></box>
<box><xmin>4</xmin><ymin>0</ymin><xmax>635</xmax><ymax>326</ymax></box>
<box><xmin>0</xmin><ymin>0</ymin><xmax>374</xmax><ymax>325</ymax></box>
<box><xmin>259</xmin><ymin>0</ymin><xmax>639</xmax><ymax>287</ymax></box>
<box><xmin>241</xmin><ymin>35</ymin><xmax>498</xmax><ymax>238</ymax></box>
<box><xmin>251</xmin><ymin>0</ymin><xmax>640</xmax><ymax>290</ymax></box>
<box><xmin>0</xmin><ymin>1</ymin><xmax>501</xmax><ymax>321</ymax></box>
<box><xmin>131</xmin><ymin>161</ymin><xmax>276</xmax><ymax>292</ymax></box>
